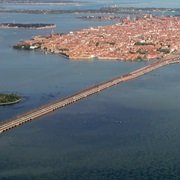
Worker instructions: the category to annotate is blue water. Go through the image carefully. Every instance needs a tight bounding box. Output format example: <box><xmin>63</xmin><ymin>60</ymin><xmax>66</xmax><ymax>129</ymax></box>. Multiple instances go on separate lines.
<box><xmin>0</xmin><ymin>1</ymin><xmax>180</xmax><ymax>179</ymax></box>
<box><xmin>1</xmin><ymin>0</ymin><xmax>180</xmax><ymax>10</ymax></box>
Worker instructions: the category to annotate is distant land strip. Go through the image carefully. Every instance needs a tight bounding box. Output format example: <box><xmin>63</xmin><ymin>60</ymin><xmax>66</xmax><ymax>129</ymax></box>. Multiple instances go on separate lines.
<box><xmin>0</xmin><ymin>23</ymin><xmax>56</xmax><ymax>29</ymax></box>
<box><xmin>0</xmin><ymin>7</ymin><xmax>179</xmax><ymax>15</ymax></box>
<box><xmin>0</xmin><ymin>0</ymin><xmax>83</xmax><ymax>4</ymax></box>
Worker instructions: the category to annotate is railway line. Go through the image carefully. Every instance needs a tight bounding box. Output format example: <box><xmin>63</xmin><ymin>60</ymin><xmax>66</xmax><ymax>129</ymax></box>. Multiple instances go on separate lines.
<box><xmin>0</xmin><ymin>54</ymin><xmax>180</xmax><ymax>134</ymax></box>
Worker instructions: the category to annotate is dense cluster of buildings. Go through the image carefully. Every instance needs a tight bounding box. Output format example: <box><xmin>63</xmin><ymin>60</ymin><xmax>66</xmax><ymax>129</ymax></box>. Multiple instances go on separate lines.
<box><xmin>16</xmin><ymin>16</ymin><xmax>180</xmax><ymax>61</ymax></box>
<box><xmin>77</xmin><ymin>15</ymin><xmax>124</xmax><ymax>21</ymax></box>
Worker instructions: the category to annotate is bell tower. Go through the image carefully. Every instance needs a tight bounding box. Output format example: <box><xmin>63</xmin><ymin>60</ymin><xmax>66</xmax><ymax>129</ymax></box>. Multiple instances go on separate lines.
<box><xmin>51</xmin><ymin>30</ymin><xmax>54</xmax><ymax>37</ymax></box>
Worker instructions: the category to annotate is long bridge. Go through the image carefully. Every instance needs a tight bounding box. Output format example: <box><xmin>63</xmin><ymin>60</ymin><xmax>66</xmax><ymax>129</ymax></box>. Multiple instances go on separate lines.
<box><xmin>0</xmin><ymin>54</ymin><xmax>180</xmax><ymax>134</ymax></box>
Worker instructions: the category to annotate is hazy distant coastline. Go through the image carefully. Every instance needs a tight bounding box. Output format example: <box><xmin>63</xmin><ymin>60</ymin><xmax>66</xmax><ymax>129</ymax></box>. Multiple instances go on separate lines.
<box><xmin>0</xmin><ymin>0</ymin><xmax>84</xmax><ymax>4</ymax></box>
<box><xmin>0</xmin><ymin>6</ymin><xmax>179</xmax><ymax>15</ymax></box>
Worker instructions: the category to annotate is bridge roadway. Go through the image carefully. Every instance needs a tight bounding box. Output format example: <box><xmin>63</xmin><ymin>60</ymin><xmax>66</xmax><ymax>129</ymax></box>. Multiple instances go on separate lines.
<box><xmin>0</xmin><ymin>55</ymin><xmax>180</xmax><ymax>134</ymax></box>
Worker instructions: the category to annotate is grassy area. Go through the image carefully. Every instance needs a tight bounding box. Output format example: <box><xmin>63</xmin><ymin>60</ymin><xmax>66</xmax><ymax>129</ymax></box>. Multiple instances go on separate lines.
<box><xmin>0</xmin><ymin>93</ymin><xmax>22</xmax><ymax>105</ymax></box>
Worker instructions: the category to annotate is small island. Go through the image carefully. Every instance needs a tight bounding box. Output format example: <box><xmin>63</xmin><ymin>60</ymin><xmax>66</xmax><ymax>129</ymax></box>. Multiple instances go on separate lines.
<box><xmin>0</xmin><ymin>93</ymin><xmax>22</xmax><ymax>106</ymax></box>
<box><xmin>0</xmin><ymin>23</ymin><xmax>56</xmax><ymax>29</ymax></box>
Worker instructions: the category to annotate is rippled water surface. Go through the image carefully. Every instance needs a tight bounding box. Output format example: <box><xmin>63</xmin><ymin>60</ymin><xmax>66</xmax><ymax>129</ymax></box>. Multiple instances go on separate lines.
<box><xmin>0</xmin><ymin>1</ymin><xmax>180</xmax><ymax>179</ymax></box>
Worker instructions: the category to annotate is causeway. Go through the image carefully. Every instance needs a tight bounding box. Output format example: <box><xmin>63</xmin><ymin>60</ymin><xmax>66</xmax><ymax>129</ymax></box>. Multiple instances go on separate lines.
<box><xmin>0</xmin><ymin>54</ymin><xmax>180</xmax><ymax>134</ymax></box>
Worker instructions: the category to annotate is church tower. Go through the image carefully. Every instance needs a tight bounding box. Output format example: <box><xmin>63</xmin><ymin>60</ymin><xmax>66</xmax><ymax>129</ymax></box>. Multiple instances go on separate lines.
<box><xmin>51</xmin><ymin>30</ymin><xmax>54</xmax><ymax>38</ymax></box>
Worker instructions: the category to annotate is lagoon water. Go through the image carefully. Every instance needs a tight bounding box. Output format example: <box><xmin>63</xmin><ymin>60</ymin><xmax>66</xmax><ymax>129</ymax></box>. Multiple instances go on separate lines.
<box><xmin>0</xmin><ymin>1</ymin><xmax>180</xmax><ymax>179</ymax></box>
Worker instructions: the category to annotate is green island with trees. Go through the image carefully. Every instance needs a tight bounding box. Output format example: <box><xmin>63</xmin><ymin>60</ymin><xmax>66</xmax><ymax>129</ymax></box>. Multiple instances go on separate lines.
<box><xmin>0</xmin><ymin>93</ymin><xmax>22</xmax><ymax>105</ymax></box>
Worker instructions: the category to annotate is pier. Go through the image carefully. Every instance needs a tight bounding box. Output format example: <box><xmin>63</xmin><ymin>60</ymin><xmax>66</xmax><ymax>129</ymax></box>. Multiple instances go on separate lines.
<box><xmin>0</xmin><ymin>54</ymin><xmax>180</xmax><ymax>134</ymax></box>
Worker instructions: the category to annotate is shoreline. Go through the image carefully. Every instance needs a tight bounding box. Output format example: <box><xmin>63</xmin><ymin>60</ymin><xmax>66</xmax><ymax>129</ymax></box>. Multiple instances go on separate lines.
<box><xmin>0</xmin><ymin>93</ymin><xmax>22</xmax><ymax>106</ymax></box>
<box><xmin>0</xmin><ymin>98</ymin><xmax>22</xmax><ymax>106</ymax></box>
<box><xmin>13</xmin><ymin>16</ymin><xmax>180</xmax><ymax>61</ymax></box>
<box><xmin>1</xmin><ymin>54</ymin><xmax>179</xmax><ymax>133</ymax></box>
<box><xmin>0</xmin><ymin>23</ymin><xmax>56</xmax><ymax>29</ymax></box>
<box><xmin>0</xmin><ymin>7</ymin><xmax>179</xmax><ymax>15</ymax></box>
